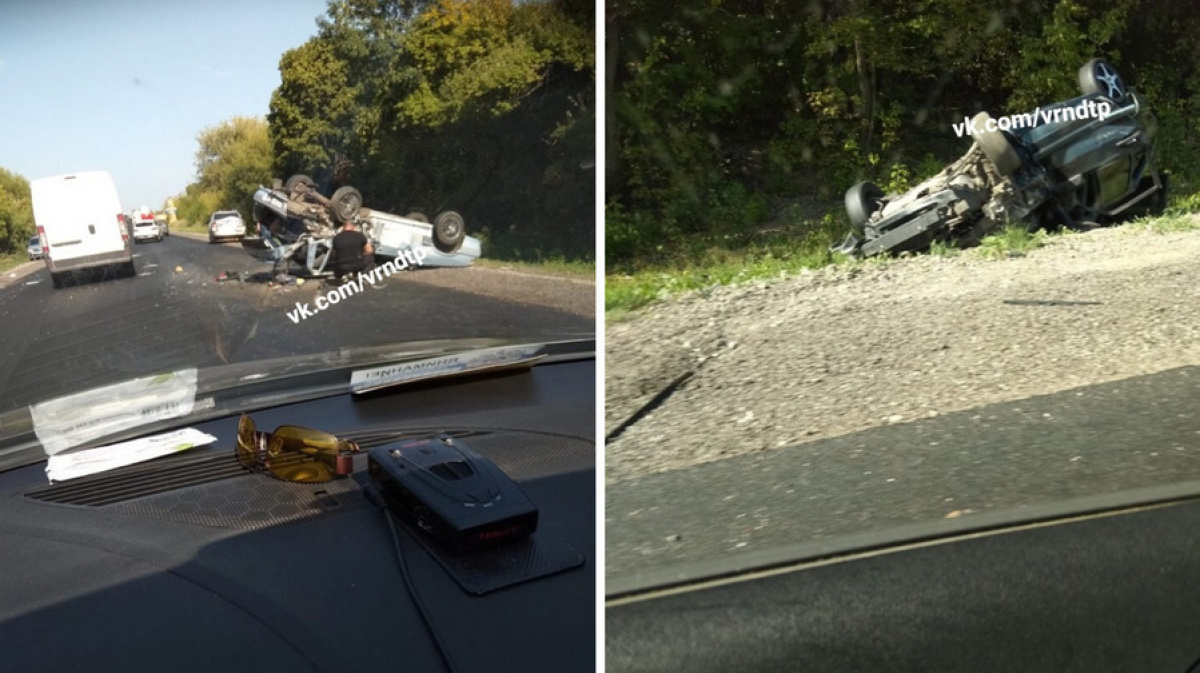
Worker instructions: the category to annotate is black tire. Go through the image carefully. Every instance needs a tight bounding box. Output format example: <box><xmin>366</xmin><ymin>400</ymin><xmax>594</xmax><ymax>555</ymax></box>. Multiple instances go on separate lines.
<box><xmin>405</xmin><ymin>211</ymin><xmax>430</xmax><ymax>223</ymax></box>
<box><xmin>1078</xmin><ymin>58</ymin><xmax>1126</xmax><ymax>100</ymax></box>
<box><xmin>329</xmin><ymin>186</ymin><xmax>363</xmax><ymax>224</ymax></box>
<box><xmin>123</xmin><ymin>261</ymin><xmax>137</xmax><ymax>278</ymax></box>
<box><xmin>844</xmin><ymin>182</ymin><xmax>884</xmax><ymax>232</ymax></box>
<box><xmin>973</xmin><ymin>112</ymin><xmax>1022</xmax><ymax>177</ymax></box>
<box><xmin>284</xmin><ymin>174</ymin><xmax>317</xmax><ymax>193</ymax></box>
<box><xmin>432</xmin><ymin>211</ymin><xmax>466</xmax><ymax>253</ymax></box>
<box><xmin>208</xmin><ymin>233</ymin><xmax>216</xmax><ymax>244</ymax></box>
<box><xmin>50</xmin><ymin>272</ymin><xmax>64</xmax><ymax>289</ymax></box>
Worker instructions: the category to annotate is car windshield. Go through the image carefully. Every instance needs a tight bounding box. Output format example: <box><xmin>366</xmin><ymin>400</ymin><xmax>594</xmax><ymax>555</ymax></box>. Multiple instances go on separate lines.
<box><xmin>606</xmin><ymin>3</ymin><xmax>1199</xmax><ymax>591</ymax></box>
<box><xmin>0</xmin><ymin>1</ymin><xmax>595</xmax><ymax>455</ymax></box>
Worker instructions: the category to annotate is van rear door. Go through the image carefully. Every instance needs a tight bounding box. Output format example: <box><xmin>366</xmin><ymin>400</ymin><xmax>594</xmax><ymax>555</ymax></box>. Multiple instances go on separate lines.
<box><xmin>31</xmin><ymin>172</ymin><xmax>129</xmax><ymax>269</ymax></box>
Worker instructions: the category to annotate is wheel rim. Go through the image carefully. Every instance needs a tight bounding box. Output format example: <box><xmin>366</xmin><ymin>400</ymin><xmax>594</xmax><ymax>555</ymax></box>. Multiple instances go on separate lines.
<box><xmin>1095</xmin><ymin>62</ymin><xmax>1124</xmax><ymax>99</ymax></box>
<box><xmin>338</xmin><ymin>196</ymin><xmax>360</xmax><ymax>220</ymax></box>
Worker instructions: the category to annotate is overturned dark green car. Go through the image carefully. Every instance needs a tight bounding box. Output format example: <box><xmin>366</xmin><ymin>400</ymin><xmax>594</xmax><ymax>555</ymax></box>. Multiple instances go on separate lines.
<box><xmin>836</xmin><ymin>59</ymin><xmax>1168</xmax><ymax>257</ymax></box>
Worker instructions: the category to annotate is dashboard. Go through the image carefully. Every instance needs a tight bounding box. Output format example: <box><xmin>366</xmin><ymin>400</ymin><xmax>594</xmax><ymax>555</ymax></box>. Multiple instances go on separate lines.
<box><xmin>0</xmin><ymin>357</ymin><xmax>595</xmax><ymax>673</ymax></box>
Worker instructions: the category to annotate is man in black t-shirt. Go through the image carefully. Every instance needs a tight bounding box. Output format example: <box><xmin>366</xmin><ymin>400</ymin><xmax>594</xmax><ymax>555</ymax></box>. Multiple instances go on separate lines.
<box><xmin>329</xmin><ymin>221</ymin><xmax>376</xmax><ymax>284</ymax></box>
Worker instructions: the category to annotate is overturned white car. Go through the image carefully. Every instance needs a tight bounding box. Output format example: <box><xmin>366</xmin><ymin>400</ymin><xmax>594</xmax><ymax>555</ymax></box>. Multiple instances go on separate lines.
<box><xmin>241</xmin><ymin>174</ymin><xmax>482</xmax><ymax>276</ymax></box>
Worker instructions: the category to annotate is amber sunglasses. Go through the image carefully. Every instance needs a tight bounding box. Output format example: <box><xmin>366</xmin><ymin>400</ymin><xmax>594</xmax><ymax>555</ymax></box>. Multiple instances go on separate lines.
<box><xmin>236</xmin><ymin>414</ymin><xmax>361</xmax><ymax>483</ymax></box>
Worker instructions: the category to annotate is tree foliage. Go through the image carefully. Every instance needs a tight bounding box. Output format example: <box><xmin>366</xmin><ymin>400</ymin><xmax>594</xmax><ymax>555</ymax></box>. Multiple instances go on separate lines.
<box><xmin>176</xmin><ymin>116</ymin><xmax>273</xmax><ymax>225</ymax></box>
<box><xmin>609</xmin><ymin>0</ymin><xmax>1200</xmax><ymax>267</ymax></box>
<box><xmin>269</xmin><ymin>39</ymin><xmax>361</xmax><ymax>184</ymax></box>
<box><xmin>0</xmin><ymin>168</ymin><xmax>34</xmax><ymax>256</ymax></box>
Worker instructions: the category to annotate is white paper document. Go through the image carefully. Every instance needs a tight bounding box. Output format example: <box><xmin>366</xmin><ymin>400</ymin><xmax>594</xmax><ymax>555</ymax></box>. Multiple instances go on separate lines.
<box><xmin>45</xmin><ymin>427</ymin><xmax>218</xmax><ymax>482</ymax></box>
<box><xmin>31</xmin><ymin>369</ymin><xmax>200</xmax><ymax>456</ymax></box>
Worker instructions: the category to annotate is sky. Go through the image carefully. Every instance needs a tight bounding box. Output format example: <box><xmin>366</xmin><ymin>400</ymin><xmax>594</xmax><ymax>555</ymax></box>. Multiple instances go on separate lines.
<box><xmin>0</xmin><ymin>0</ymin><xmax>330</xmax><ymax>208</ymax></box>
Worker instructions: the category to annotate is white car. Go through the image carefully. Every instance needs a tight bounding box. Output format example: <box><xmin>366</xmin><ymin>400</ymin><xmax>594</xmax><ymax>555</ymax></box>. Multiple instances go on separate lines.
<box><xmin>132</xmin><ymin>218</ymin><xmax>162</xmax><ymax>243</ymax></box>
<box><xmin>208</xmin><ymin>210</ymin><xmax>245</xmax><ymax>243</ymax></box>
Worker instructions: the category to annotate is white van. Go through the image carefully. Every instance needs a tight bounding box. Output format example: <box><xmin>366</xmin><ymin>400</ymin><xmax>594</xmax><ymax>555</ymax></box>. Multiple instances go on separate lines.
<box><xmin>31</xmin><ymin>171</ymin><xmax>135</xmax><ymax>288</ymax></box>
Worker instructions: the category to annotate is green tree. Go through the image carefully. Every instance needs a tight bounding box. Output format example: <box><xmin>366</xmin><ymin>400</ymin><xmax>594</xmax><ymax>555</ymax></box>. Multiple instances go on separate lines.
<box><xmin>177</xmin><ymin>116</ymin><xmax>273</xmax><ymax>225</ymax></box>
<box><xmin>269</xmin><ymin>39</ymin><xmax>361</xmax><ymax>184</ymax></box>
<box><xmin>0</xmin><ymin>168</ymin><xmax>34</xmax><ymax>255</ymax></box>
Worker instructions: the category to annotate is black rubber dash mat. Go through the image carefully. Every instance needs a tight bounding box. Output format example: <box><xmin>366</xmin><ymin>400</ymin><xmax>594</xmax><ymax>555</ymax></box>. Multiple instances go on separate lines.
<box><xmin>399</xmin><ymin>517</ymin><xmax>586</xmax><ymax>596</ymax></box>
<box><xmin>109</xmin><ymin>473</ymin><xmax>369</xmax><ymax>529</ymax></box>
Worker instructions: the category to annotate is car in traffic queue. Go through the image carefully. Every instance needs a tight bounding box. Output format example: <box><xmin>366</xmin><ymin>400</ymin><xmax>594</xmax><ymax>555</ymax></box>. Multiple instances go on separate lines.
<box><xmin>208</xmin><ymin>210</ymin><xmax>246</xmax><ymax>243</ymax></box>
<box><xmin>27</xmin><ymin>236</ymin><xmax>43</xmax><ymax>261</ymax></box>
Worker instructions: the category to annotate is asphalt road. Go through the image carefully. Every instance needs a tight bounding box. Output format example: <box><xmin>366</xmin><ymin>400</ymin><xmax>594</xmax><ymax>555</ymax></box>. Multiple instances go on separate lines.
<box><xmin>606</xmin><ymin>365</ymin><xmax>1200</xmax><ymax>580</ymax></box>
<box><xmin>0</xmin><ymin>235</ymin><xmax>592</xmax><ymax>411</ymax></box>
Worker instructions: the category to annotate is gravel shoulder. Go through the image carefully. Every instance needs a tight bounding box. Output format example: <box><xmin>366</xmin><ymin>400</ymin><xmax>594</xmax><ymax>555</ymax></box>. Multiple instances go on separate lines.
<box><xmin>606</xmin><ymin>221</ymin><xmax>1200</xmax><ymax>483</ymax></box>
<box><xmin>400</xmin><ymin>265</ymin><xmax>594</xmax><ymax>318</ymax></box>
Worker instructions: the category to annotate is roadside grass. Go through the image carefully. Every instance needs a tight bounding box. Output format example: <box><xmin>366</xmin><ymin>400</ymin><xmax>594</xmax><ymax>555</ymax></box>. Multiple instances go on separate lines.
<box><xmin>928</xmin><ymin>239</ymin><xmax>961</xmax><ymax>257</ymax></box>
<box><xmin>974</xmin><ymin>225</ymin><xmax>1050</xmax><ymax>259</ymax></box>
<box><xmin>1130</xmin><ymin>211</ymin><xmax>1200</xmax><ymax>233</ymax></box>
<box><xmin>172</xmin><ymin>218</ymin><xmax>210</xmax><ymax>235</ymax></box>
<box><xmin>475</xmin><ymin>256</ymin><xmax>594</xmax><ymax>279</ymax></box>
<box><xmin>606</xmin><ymin>217</ymin><xmax>847</xmax><ymax>316</ymax></box>
<box><xmin>607</xmin><ymin>201</ymin><xmax>1200</xmax><ymax>317</ymax></box>
<box><xmin>0</xmin><ymin>251</ymin><xmax>32</xmax><ymax>274</ymax></box>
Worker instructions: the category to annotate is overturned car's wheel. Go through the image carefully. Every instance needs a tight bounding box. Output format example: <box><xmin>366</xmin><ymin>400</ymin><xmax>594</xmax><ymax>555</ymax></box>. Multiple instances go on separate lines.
<box><xmin>973</xmin><ymin>112</ymin><xmax>1022</xmax><ymax>177</ymax></box>
<box><xmin>1078</xmin><ymin>58</ymin><xmax>1125</xmax><ymax>100</ymax></box>
<box><xmin>405</xmin><ymin>211</ymin><xmax>430</xmax><ymax>223</ymax></box>
<box><xmin>432</xmin><ymin>211</ymin><xmax>466</xmax><ymax>253</ymax></box>
<box><xmin>845</xmin><ymin>182</ymin><xmax>884</xmax><ymax>233</ymax></box>
<box><xmin>284</xmin><ymin>174</ymin><xmax>317</xmax><ymax>193</ymax></box>
<box><xmin>329</xmin><ymin>186</ymin><xmax>363</xmax><ymax>224</ymax></box>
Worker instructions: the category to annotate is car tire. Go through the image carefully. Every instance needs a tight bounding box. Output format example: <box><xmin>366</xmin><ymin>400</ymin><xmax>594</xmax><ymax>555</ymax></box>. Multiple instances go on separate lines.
<box><xmin>973</xmin><ymin>112</ymin><xmax>1022</xmax><ymax>177</ymax></box>
<box><xmin>208</xmin><ymin>233</ymin><xmax>216</xmax><ymax>244</ymax></box>
<box><xmin>330</xmin><ymin>186</ymin><xmax>363</xmax><ymax>224</ymax></box>
<box><xmin>284</xmin><ymin>174</ymin><xmax>318</xmax><ymax>193</ymax></box>
<box><xmin>432</xmin><ymin>211</ymin><xmax>466</xmax><ymax>253</ymax></box>
<box><xmin>845</xmin><ymin>182</ymin><xmax>884</xmax><ymax>232</ymax></box>
<box><xmin>123</xmin><ymin>261</ymin><xmax>137</xmax><ymax>278</ymax></box>
<box><xmin>405</xmin><ymin>212</ymin><xmax>430</xmax><ymax>223</ymax></box>
<box><xmin>1078</xmin><ymin>58</ymin><xmax>1126</xmax><ymax>100</ymax></box>
<box><xmin>50</xmin><ymin>272</ymin><xmax>64</xmax><ymax>289</ymax></box>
